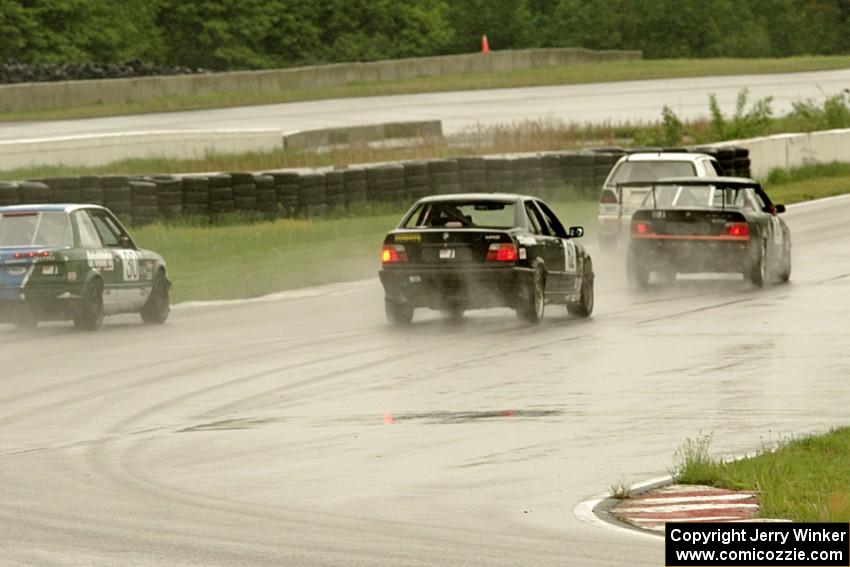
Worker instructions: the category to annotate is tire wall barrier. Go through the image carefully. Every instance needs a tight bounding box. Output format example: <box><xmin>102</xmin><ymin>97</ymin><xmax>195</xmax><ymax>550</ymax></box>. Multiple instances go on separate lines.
<box><xmin>0</xmin><ymin>48</ymin><xmax>641</xmax><ymax>113</ymax></box>
<box><xmin>4</xmin><ymin>147</ymin><xmax>751</xmax><ymax>226</ymax></box>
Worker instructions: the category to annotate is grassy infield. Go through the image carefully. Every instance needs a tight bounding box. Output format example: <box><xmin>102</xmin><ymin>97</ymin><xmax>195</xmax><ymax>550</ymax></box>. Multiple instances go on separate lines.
<box><xmin>8</xmin><ymin>55</ymin><xmax>850</xmax><ymax>518</ymax></box>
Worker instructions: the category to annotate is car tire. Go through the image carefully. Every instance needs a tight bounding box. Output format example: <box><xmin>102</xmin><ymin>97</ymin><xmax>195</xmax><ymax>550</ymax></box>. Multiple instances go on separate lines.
<box><xmin>517</xmin><ymin>268</ymin><xmax>545</xmax><ymax>324</ymax></box>
<box><xmin>656</xmin><ymin>269</ymin><xmax>676</xmax><ymax>285</ymax></box>
<box><xmin>778</xmin><ymin>242</ymin><xmax>791</xmax><ymax>283</ymax></box>
<box><xmin>748</xmin><ymin>240</ymin><xmax>767</xmax><ymax>287</ymax></box>
<box><xmin>141</xmin><ymin>271</ymin><xmax>170</xmax><ymax>324</ymax></box>
<box><xmin>441</xmin><ymin>305</ymin><xmax>465</xmax><ymax>321</ymax></box>
<box><xmin>13</xmin><ymin>304</ymin><xmax>38</xmax><ymax>329</ymax></box>
<box><xmin>385</xmin><ymin>298</ymin><xmax>413</xmax><ymax>326</ymax></box>
<box><xmin>567</xmin><ymin>259</ymin><xmax>594</xmax><ymax>317</ymax></box>
<box><xmin>73</xmin><ymin>279</ymin><xmax>104</xmax><ymax>331</ymax></box>
<box><xmin>626</xmin><ymin>249</ymin><xmax>649</xmax><ymax>290</ymax></box>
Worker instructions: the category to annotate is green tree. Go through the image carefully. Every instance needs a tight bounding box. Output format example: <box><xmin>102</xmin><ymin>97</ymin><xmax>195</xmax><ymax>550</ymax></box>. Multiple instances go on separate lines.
<box><xmin>0</xmin><ymin>0</ymin><xmax>38</xmax><ymax>61</ymax></box>
<box><xmin>8</xmin><ymin>0</ymin><xmax>161</xmax><ymax>64</ymax></box>
<box><xmin>318</xmin><ymin>0</ymin><xmax>452</xmax><ymax>62</ymax></box>
<box><xmin>447</xmin><ymin>0</ymin><xmax>536</xmax><ymax>53</ymax></box>
<box><xmin>546</xmin><ymin>0</ymin><xmax>622</xmax><ymax>50</ymax></box>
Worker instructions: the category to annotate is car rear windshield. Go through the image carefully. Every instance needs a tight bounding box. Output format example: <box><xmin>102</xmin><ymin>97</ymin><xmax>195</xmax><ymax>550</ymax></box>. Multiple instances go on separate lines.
<box><xmin>639</xmin><ymin>185</ymin><xmax>756</xmax><ymax>209</ymax></box>
<box><xmin>607</xmin><ymin>161</ymin><xmax>696</xmax><ymax>186</ymax></box>
<box><xmin>0</xmin><ymin>212</ymin><xmax>73</xmax><ymax>248</ymax></box>
<box><xmin>403</xmin><ymin>201</ymin><xmax>516</xmax><ymax>229</ymax></box>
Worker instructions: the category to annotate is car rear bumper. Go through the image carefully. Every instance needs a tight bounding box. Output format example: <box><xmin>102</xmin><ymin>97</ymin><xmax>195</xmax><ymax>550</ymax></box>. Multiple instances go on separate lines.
<box><xmin>629</xmin><ymin>238</ymin><xmax>754</xmax><ymax>273</ymax></box>
<box><xmin>0</xmin><ymin>284</ymin><xmax>82</xmax><ymax>322</ymax></box>
<box><xmin>379</xmin><ymin>265</ymin><xmax>534</xmax><ymax>310</ymax></box>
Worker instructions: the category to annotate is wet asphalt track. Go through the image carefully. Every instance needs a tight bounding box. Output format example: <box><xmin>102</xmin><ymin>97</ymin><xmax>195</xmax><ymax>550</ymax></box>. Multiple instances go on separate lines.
<box><xmin>1</xmin><ymin>195</ymin><xmax>849</xmax><ymax>566</ymax></box>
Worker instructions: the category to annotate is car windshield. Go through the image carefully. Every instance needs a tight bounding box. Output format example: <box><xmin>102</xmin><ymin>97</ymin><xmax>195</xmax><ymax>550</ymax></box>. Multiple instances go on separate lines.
<box><xmin>607</xmin><ymin>161</ymin><xmax>696</xmax><ymax>186</ymax></box>
<box><xmin>0</xmin><ymin>211</ymin><xmax>73</xmax><ymax>248</ymax></box>
<box><xmin>403</xmin><ymin>201</ymin><xmax>516</xmax><ymax>229</ymax></box>
<box><xmin>640</xmin><ymin>184</ymin><xmax>754</xmax><ymax>210</ymax></box>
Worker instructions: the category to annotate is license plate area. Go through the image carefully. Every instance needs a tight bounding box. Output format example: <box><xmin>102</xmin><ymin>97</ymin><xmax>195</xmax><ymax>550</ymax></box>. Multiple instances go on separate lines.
<box><xmin>439</xmin><ymin>248</ymin><xmax>456</xmax><ymax>260</ymax></box>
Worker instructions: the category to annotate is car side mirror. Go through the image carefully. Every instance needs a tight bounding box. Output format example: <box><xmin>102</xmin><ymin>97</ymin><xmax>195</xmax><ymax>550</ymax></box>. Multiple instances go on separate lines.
<box><xmin>119</xmin><ymin>235</ymin><xmax>134</xmax><ymax>248</ymax></box>
<box><xmin>568</xmin><ymin>226</ymin><xmax>584</xmax><ymax>238</ymax></box>
<box><xmin>775</xmin><ymin>204</ymin><xmax>786</xmax><ymax>214</ymax></box>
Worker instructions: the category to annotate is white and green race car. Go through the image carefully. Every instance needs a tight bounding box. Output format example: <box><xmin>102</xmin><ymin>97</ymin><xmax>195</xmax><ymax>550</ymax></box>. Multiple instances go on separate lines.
<box><xmin>0</xmin><ymin>204</ymin><xmax>170</xmax><ymax>330</ymax></box>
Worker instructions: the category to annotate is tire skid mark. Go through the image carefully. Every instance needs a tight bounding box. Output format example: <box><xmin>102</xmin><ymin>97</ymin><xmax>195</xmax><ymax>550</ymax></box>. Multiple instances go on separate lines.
<box><xmin>0</xmin><ymin>328</ymin><xmax>382</xmax><ymax>429</ymax></box>
<box><xmin>72</xmin><ymin>322</ymin><xmax>585</xmax><ymax>549</ymax></box>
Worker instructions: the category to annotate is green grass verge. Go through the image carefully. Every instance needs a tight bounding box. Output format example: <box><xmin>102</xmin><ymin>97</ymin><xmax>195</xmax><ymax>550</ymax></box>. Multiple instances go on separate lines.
<box><xmin>131</xmin><ymin>198</ymin><xmax>597</xmax><ymax>304</ymax></box>
<box><xmin>764</xmin><ymin>163</ymin><xmax>850</xmax><ymax>204</ymax></box>
<box><xmin>671</xmin><ymin>430</ymin><xmax>850</xmax><ymax>522</ymax></box>
<box><xmin>4</xmin><ymin>55</ymin><xmax>850</xmax><ymax>122</ymax></box>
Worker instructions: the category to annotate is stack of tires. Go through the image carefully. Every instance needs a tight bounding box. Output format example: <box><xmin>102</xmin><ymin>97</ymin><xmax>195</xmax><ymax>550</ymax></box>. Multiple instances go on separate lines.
<box><xmin>402</xmin><ymin>162</ymin><xmax>430</xmax><ymax>201</ymax></box>
<box><xmin>592</xmin><ymin>151</ymin><xmax>623</xmax><ymax>188</ymax></box>
<box><xmin>366</xmin><ymin>164</ymin><xmax>405</xmax><ymax>202</ymax></box>
<box><xmin>427</xmin><ymin>159</ymin><xmax>460</xmax><ymax>195</ymax></box>
<box><xmin>298</xmin><ymin>172</ymin><xmax>327</xmax><ymax>217</ymax></box>
<box><xmin>182</xmin><ymin>176</ymin><xmax>210</xmax><ymax>216</ymax></box>
<box><xmin>100</xmin><ymin>176</ymin><xmax>132</xmax><ymax>221</ymax></box>
<box><xmin>208</xmin><ymin>174</ymin><xmax>235</xmax><ymax>215</ymax></box>
<box><xmin>0</xmin><ymin>182</ymin><xmax>19</xmax><ymax>206</ymax></box>
<box><xmin>39</xmin><ymin>177</ymin><xmax>81</xmax><ymax>204</ymax></box>
<box><xmin>149</xmin><ymin>175</ymin><xmax>183</xmax><ymax>219</ymax></box>
<box><xmin>511</xmin><ymin>156</ymin><xmax>544</xmax><ymax>195</ymax></box>
<box><xmin>457</xmin><ymin>156</ymin><xmax>487</xmax><ymax>193</ymax></box>
<box><xmin>130</xmin><ymin>180</ymin><xmax>159</xmax><ymax>225</ymax></box>
<box><xmin>79</xmin><ymin>176</ymin><xmax>104</xmax><ymax>205</ymax></box>
<box><xmin>541</xmin><ymin>153</ymin><xmax>563</xmax><ymax>195</ymax></box>
<box><xmin>342</xmin><ymin>168</ymin><xmax>368</xmax><ymax>206</ymax></box>
<box><xmin>733</xmin><ymin>147</ymin><xmax>751</xmax><ymax>177</ymax></box>
<box><xmin>560</xmin><ymin>153</ymin><xmax>595</xmax><ymax>195</ymax></box>
<box><xmin>714</xmin><ymin>148</ymin><xmax>737</xmax><ymax>176</ymax></box>
<box><xmin>19</xmin><ymin>181</ymin><xmax>50</xmax><ymax>204</ymax></box>
<box><xmin>254</xmin><ymin>174</ymin><xmax>278</xmax><ymax>217</ymax></box>
<box><xmin>324</xmin><ymin>170</ymin><xmax>346</xmax><ymax>210</ymax></box>
<box><xmin>485</xmin><ymin>157</ymin><xmax>514</xmax><ymax>192</ymax></box>
<box><xmin>231</xmin><ymin>173</ymin><xmax>257</xmax><ymax>213</ymax></box>
<box><xmin>268</xmin><ymin>171</ymin><xmax>300</xmax><ymax>217</ymax></box>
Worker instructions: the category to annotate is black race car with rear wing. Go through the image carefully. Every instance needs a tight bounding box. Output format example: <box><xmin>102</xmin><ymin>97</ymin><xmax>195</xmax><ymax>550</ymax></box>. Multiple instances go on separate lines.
<box><xmin>379</xmin><ymin>193</ymin><xmax>594</xmax><ymax>325</ymax></box>
<box><xmin>625</xmin><ymin>177</ymin><xmax>791</xmax><ymax>288</ymax></box>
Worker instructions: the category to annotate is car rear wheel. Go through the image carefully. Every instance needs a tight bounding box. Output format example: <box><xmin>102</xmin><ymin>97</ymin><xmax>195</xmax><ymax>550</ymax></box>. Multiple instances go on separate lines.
<box><xmin>441</xmin><ymin>305</ymin><xmax>465</xmax><ymax>321</ymax></box>
<box><xmin>517</xmin><ymin>268</ymin><xmax>545</xmax><ymax>324</ymax></box>
<box><xmin>627</xmin><ymin>249</ymin><xmax>649</xmax><ymax>290</ymax></box>
<box><xmin>385</xmin><ymin>298</ymin><xmax>413</xmax><ymax>326</ymax></box>
<box><xmin>73</xmin><ymin>279</ymin><xmax>104</xmax><ymax>331</ymax></box>
<box><xmin>567</xmin><ymin>260</ymin><xmax>594</xmax><ymax>318</ymax></box>
<box><xmin>777</xmin><ymin>242</ymin><xmax>791</xmax><ymax>283</ymax></box>
<box><xmin>748</xmin><ymin>240</ymin><xmax>767</xmax><ymax>287</ymax></box>
<box><xmin>141</xmin><ymin>271</ymin><xmax>170</xmax><ymax>324</ymax></box>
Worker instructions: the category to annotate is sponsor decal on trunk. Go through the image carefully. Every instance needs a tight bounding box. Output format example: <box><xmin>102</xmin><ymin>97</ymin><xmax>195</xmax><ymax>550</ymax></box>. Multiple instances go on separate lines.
<box><xmin>86</xmin><ymin>251</ymin><xmax>114</xmax><ymax>271</ymax></box>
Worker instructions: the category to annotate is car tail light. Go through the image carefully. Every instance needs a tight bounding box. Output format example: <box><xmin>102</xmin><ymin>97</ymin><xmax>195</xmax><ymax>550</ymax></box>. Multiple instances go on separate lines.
<box><xmin>486</xmin><ymin>243</ymin><xmax>517</xmax><ymax>262</ymax></box>
<box><xmin>723</xmin><ymin>222</ymin><xmax>749</xmax><ymax>239</ymax></box>
<box><xmin>632</xmin><ymin>222</ymin><xmax>654</xmax><ymax>236</ymax></box>
<box><xmin>381</xmin><ymin>244</ymin><xmax>408</xmax><ymax>264</ymax></box>
<box><xmin>599</xmin><ymin>190</ymin><xmax>618</xmax><ymax>204</ymax></box>
<box><xmin>14</xmin><ymin>250</ymin><xmax>50</xmax><ymax>259</ymax></box>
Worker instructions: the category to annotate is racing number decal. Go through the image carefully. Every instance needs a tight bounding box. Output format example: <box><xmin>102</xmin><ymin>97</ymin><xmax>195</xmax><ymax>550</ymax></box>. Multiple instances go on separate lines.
<box><xmin>119</xmin><ymin>250</ymin><xmax>141</xmax><ymax>282</ymax></box>
<box><xmin>562</xmin><ymin>239</ymin><xmax>577</xmax><ymax>273</ymax></box>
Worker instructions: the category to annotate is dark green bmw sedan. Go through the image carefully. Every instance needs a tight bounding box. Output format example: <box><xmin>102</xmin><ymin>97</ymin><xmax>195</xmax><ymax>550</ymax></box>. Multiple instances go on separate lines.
<box><xmin>0</xmin><ymin>204</ymin><xmax>170</xmax><ymax>330</ymax></box>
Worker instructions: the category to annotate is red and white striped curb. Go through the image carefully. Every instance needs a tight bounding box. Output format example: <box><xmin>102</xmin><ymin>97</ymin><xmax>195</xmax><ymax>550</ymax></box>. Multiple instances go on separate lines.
<box><xmin>611</xmin><ymin>484</ymin><xmax>761</xmax><ymax>533</ymax></box>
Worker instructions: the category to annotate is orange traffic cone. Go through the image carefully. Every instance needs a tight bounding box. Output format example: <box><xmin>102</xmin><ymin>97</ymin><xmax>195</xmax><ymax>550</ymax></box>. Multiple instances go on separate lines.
<box><xmin>481</xmin><ymin>34</ymin><xmax>490</xmax><ymax>54</ymax></box>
